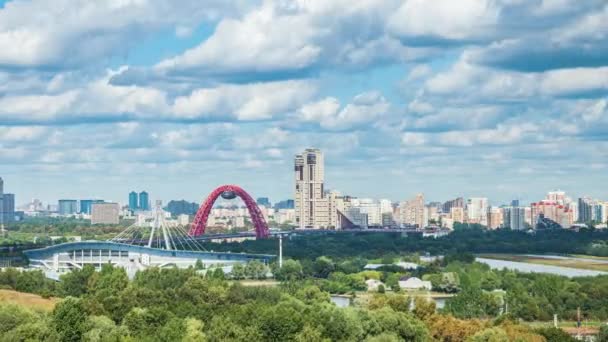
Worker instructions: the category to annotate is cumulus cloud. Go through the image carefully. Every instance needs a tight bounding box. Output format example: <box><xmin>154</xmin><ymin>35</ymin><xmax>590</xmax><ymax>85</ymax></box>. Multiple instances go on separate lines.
<box><xmin>113</xmin><ymin>0</ymin><xmax>435</xmax><ymax>85</ymax></box>
<box><xmin>0</xmin><ymin>68</ymin><xmax>169</xmax><ymax>124</ymax></box>
<box><xmin>470</xmin><ymin>3</ymin><xmax>608</xmax><ymax>71</ymax></box>
<box><xmin>387</xmin><ymin>0</ymin><xmax>500</xmax><ymax>43</ymax></box>
<box><xmin>295</xmin><ymin>91</ymin><xmax>390</xmax><ymax>131</ymax></box>
<box><xmin>3</xmin><ymin>0</ymin><xmax>608</xmax><ymax>202</ymax></box>
<box><xmin>0</xmin><ymin>126</ymin><xmax>48</xmax><ymax>143</ymax></box>
<box><xmin>0</xmin><ymin>0</ymin><xmax>250</xmax><ymax>69</ymax></box>
<box><xmin>423</xmin><ymin>59</ymin><xmax>608</xmax><ymax>101</ymax></box>
<box><xmin>172</xmin><ymin>80</ymin><xmax>316</xmax><ymax>121</ymax></box>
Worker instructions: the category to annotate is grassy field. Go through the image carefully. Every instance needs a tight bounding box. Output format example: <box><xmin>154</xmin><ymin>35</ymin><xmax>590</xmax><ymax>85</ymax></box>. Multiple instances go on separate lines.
<box><xmin>478</xmin><ymin>254</ymin><xmax>608</xmax><ymax>272</ymax></box>
<box><xmin>526</xmin><ymin>321</ymin><xmax>603</xmax><ymax>337</ymax></box>
<box><xmin>0</xmin><ymin>289</ymin><xmax>58</xmax><ymax>311</ymax></box>
<box><xmin>526</xmin><ymin>320</ymin><xmax>604</xmax><ymax>328</ymax></box>
<box><xmin>236</xmin><ymin>280</ymin><xmax>280</xmax><ymax>287</ymax></box>
<box><xmin>571</xmin><ymin>254</ymin><xmax>608</xmax><ymax>261</ymax></box>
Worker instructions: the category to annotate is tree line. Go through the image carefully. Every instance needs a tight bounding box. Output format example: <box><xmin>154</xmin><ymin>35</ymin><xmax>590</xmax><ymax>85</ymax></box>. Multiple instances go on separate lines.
<box><xmin>4</xmin><ymin>263</ymin><xmax>605</xmax><ymax>341</ymax></box>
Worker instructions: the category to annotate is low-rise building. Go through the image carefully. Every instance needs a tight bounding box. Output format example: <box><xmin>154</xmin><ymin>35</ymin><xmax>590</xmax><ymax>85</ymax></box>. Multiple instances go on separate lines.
<box><xmin>398</xmin><ymin>277</ymin><xmax>432</xmax><ymax>291</ymax></box>
<box><xmin>91</xmin><ymin>203</ymin><xmax>120</xmax><ymax>225</ymax></box>
<box><xmin>366</xmin><ymin>279</ymin><xmax>385</xmax><ymax>292</ymax></box>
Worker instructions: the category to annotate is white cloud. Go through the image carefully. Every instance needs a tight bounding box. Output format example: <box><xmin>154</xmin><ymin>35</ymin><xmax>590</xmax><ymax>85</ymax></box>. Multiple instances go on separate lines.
<box><xmin>172</xmin><ymin>80</ymin><xmax>316</xmax><ymax>121</ymax></box>
<box><xmin>296</xmin><ymin>91</ymin><xmax>390</xmax><ymax>130</ymax></box>
<box><xmin>406</xmin><ymin>64</ymin><xmax>432</xmax><ymax>81</ymax></box>
<box><xmin>297</xmin><ymin>97</ymin><xmax>341</xmax><ymax>122</ymax></box>
<box><xmin>401</xmin><ymin>132</ymin><xmax>427</xmax><ymax>146</ymax></box>
<box><xmin>0</xmin><ymin>0</ymin><xmax>249</xmax><ymax>68</ymax></box>
<box><xmin>387</xmin><ymin>0</ymin><xmax>499</xmax><ymax>42</ymax></box>
<box><xmin>156</xmin><ymin>4</ymin><xmax>321</xmax><ymax>75</ymax></box>
<box><xmin>540</xmin><ymin>67</ymin><xmax>608</xmax><ymax>96</ymax></box>
<box><xmin>401</xmin><ymin>123</ymin><xmax>539</xmax><ymax>147</ymax></box>
<box><xmin>146</xmin><ymin>0</ymin><xmax>431</xmax><ymax>82</ymax></box>
<box><xmin>423</xmin><ymin>58</ymin><xmax>608</xmax><ymax>101</ymax></box>
<box><xmin>0</xmin><ymin>126</ymin><xmax>48</xmax><ymax>142</ymax></box>
<box><xmin>0</xmin><ymin>68</ymin><xmax>169</xmax><ymax>124</ymax></box>
<box><xmin>2</xmin><ymin>0</ymin><xmax>608</xmax><ymax>203</ymax></box>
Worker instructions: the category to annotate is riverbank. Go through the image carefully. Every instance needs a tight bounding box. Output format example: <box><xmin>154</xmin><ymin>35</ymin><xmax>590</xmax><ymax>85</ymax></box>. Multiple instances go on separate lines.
<box><xmin>478</xmin><ymin>254</ymin><xmax>608</xmax><ymax>272</ymax></box>
<box><xmin>476</xmin><ymin>256</ymin><xmax>608</xmax><ymax>277</ymax></box>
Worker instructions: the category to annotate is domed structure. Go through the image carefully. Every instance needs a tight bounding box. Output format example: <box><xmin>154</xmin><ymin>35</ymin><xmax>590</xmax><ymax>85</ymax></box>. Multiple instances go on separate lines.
<box><xmin>221</xmin><ymin>191</ymin><xmax>237</xmax><ymax>200</ymax></box>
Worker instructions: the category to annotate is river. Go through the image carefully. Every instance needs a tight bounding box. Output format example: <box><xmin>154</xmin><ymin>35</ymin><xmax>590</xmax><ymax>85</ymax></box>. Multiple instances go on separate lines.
<box><xmin>476</xmin><ymin>257</ymin><xmax>608</xmax><ymax>277</ymax></box>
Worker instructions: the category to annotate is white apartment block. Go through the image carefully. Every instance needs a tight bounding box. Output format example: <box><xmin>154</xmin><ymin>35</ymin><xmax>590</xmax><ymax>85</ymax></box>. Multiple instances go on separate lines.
<box><xmin>466</xmin><ymin>197</ymin><xmax>488</xmax><ymax>225</ymax></box>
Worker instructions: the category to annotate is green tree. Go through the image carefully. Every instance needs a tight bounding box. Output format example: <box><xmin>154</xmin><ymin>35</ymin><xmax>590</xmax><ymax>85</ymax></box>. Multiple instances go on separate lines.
<box><xmin>0</xmin><ymin>303</ymin><xmax>38</xmax><ymax>335</ymax></box>
<box><xmin>535</xmin><ymin>327</ymin><xmax>576</xmax><ymax>342</ymax></box>
<box><xmin>313</xmin><ymin>256</ymin><xmax>335</xmax><ymax>278</ymax></box>
<box><xmin>59</xmin><ymin>264</ymin><xmax>96</xmax><ymax>297</ymax></box>
<box><xmin>467</xmin><ymin>327</ymin><xmax>509</xmax><ymax>342</ymax></box>
<box><xmin>231</xmin><ymin>263</ymin><xmax>246</xmax><ymax>280</ymax></box>
<box><xmin>245</xmin><ymin>260</ymin><xmax>268</xmax><ymax>280</ymax></box>
<box><xmin>425</xmin><ymin>272</ymin><xmax>460</xmax><ymax>293</ymax></box>
<box><xmin>446</xmin><ymin>285</ymin><xmax>501</xmax><ymax>319</ymax></box>
<box><xmin>195</xmin><ymin>259</ymin><xmax>204</xmax><ymax>270</ymax></box>
<box><xmin>123</xmin><ymin>307</ymin><xmax>172</xmax><ymax>339</ymax></box>
<box><xmin>0</xmin><ymin>267</ymin><xmax>20</xmax><ymax>289</ymax></box>
<box><xmin>52</xmin><ymin>297</ymin><xmax>88</xmax><ymax>342</ymax></box>
<box><xmin>413</xmin><ymin>297</ymin><xmax>436</xmax><ymax>321</ymax></box>
<box><xmin>295</xmin><ymin>324</ymin><xmax>328</xmax><ymax>342</ymax></box>
<box><xmin>365</xmin><ymin>332</ymin><xmax>401</xmax><ymax>342</ymax></box>
<box><xmin>386</xmin><ymin>294</ymin><xmax>411</xmax><ymax>313</ymax></box>
<box><xmin>257</xmin><ymin>300</ymin><xmax>306</xmax><ymax>341</ymax></box>
<box><xmin>370</xmin><ymin>307</ymin><xmax>429</xmax><ymax>342</ymax></box>
<box><xmin>158</xmin><ymin>317</ymin><xmax>186</xmax><ymax>341</ymax></box>
<box><xmin>1</xmin><ymin>319</ymin><xmax>57</xmax><ymax>342</ymax></box>
<box><xmin>89</xmin><ymin>263</ymin><xmax>129</xmax><ymax>296</ymax></box>
<box><xmin>206</xmin><ymin>316</ymin><xmax>262</xmax><ymax>341</ymax></box>
<box><xmin>182</xmin><ymin>318</ymin><xmax>207</xmax><ymax>342</ymax></box>
<box><xmin>15</xmin><ymin>270</ymin><xmax>48</xmax><ymax>294</ymax></box>
<box><xmin>295</xmin><ymin>285</ymin><xmax>331</xmax><ymax>305</ymax></box>
<box><xmin>275</xmin><ymin>259</ymin><xmax>304</xmax><ymax>281</ymax></box>
<box><xmin>599</xmin><ymin>324</ymin><xmax>608</xmax><ymax>342</ymax></box>
<box><xmin>82</xmin><ymin>315</ymin><xmax>128</xmax><ymax>342</ymax></box>
<box><xmin>210</xmin><ymin>268</ymin><xmax>225</xmax><ymax>280</ymax></box>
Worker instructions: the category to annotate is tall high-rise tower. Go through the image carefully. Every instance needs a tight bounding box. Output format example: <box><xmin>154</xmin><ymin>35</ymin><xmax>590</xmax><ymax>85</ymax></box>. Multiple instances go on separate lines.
<box><xmin>466</xmin><ymin>197</ymin><xmax>489</xmax><ymax>225</ymax></box>
<box><xmin>129</xmin><ymin>191</ymin><xmax>139</xmax><ymax>210</ymax></box>
<box><xmin>139</xmin><ymin>191</ymin><xmax>150</xmax><ymax>211</ymax></box>
<box><xmin>399</xmin><ymin>193</ymin><xmax>426</xmax><ymax>228</ymax></box>
<box><xmin>294</xmin><ymin>148</ymin><xmax>329</xmax><ymax>228</ymax></box>
<box><xmin>0</xmin><ymin>178</ymin><xmax>15</xmax><ymax>226</ymax></box>
<box><xmin>0</xmin><ymin>177</ymin><xmax>4</xmax><ymax>227</ymax></box>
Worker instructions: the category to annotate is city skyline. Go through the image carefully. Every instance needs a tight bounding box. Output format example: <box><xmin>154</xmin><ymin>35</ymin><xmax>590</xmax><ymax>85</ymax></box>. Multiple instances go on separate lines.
<box><xmin>1</xmin><ymin>1</ymin><xmax>607</xmax><ymax>204</ymax></box>
<box><xmin>2</xmin><ymin>165</ymin><xmax>605</xmax><ymax>209</ymax></box>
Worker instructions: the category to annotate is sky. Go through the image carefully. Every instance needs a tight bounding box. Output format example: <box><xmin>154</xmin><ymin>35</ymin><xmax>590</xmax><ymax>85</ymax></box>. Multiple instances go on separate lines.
<box><xmin>0</xmin><ymin>0</ymin><xmax>607</xmax><ymax>206</ymax></box>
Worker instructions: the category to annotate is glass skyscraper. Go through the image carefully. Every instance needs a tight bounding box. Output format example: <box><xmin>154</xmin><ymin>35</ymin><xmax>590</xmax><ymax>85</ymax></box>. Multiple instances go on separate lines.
<box><xmin>58</xmin><ymin>200</ymin><xmax>78</xmax><ymax>215</ymax></box>
<box><xmin>139</xmin><ymin>191</ymin><xmax>150</xmax><ymax>211</ymax></box>
<box><xmin>129</xmin><ymin>191</ymin><xmax>138</xmax><ymax>210</ymax></box>
<box><xmin>80</xmin><ymin>200</ymin><xmax>103</xmax><ymax>215</ymax></box>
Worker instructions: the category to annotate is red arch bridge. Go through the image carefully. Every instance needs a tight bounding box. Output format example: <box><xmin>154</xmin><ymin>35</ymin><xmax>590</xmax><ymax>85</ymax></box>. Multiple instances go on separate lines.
<box><xmin>188</xmin><ymin>184</ymin><xmax>270</xmax><ymax>239</ymax></box>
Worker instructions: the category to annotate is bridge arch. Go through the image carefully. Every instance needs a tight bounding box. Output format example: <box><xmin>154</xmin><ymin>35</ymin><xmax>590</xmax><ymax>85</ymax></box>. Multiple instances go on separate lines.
<box><xmin>189</xmin><ymin>185</ymin><xmax>270</xmax><ymax>239</ymax></box>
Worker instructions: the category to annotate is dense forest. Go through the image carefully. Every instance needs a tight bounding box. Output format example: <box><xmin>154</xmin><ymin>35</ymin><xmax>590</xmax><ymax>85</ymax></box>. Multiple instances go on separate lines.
<box><xmin>3</xmin><ymin>263</ymin><xmax>606</xmax><ymax>341</ymax></box>
<box><xmin>200</xmin><ymin>228</ymin><xmax>608</xmax><ymax>259</ymax></box>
